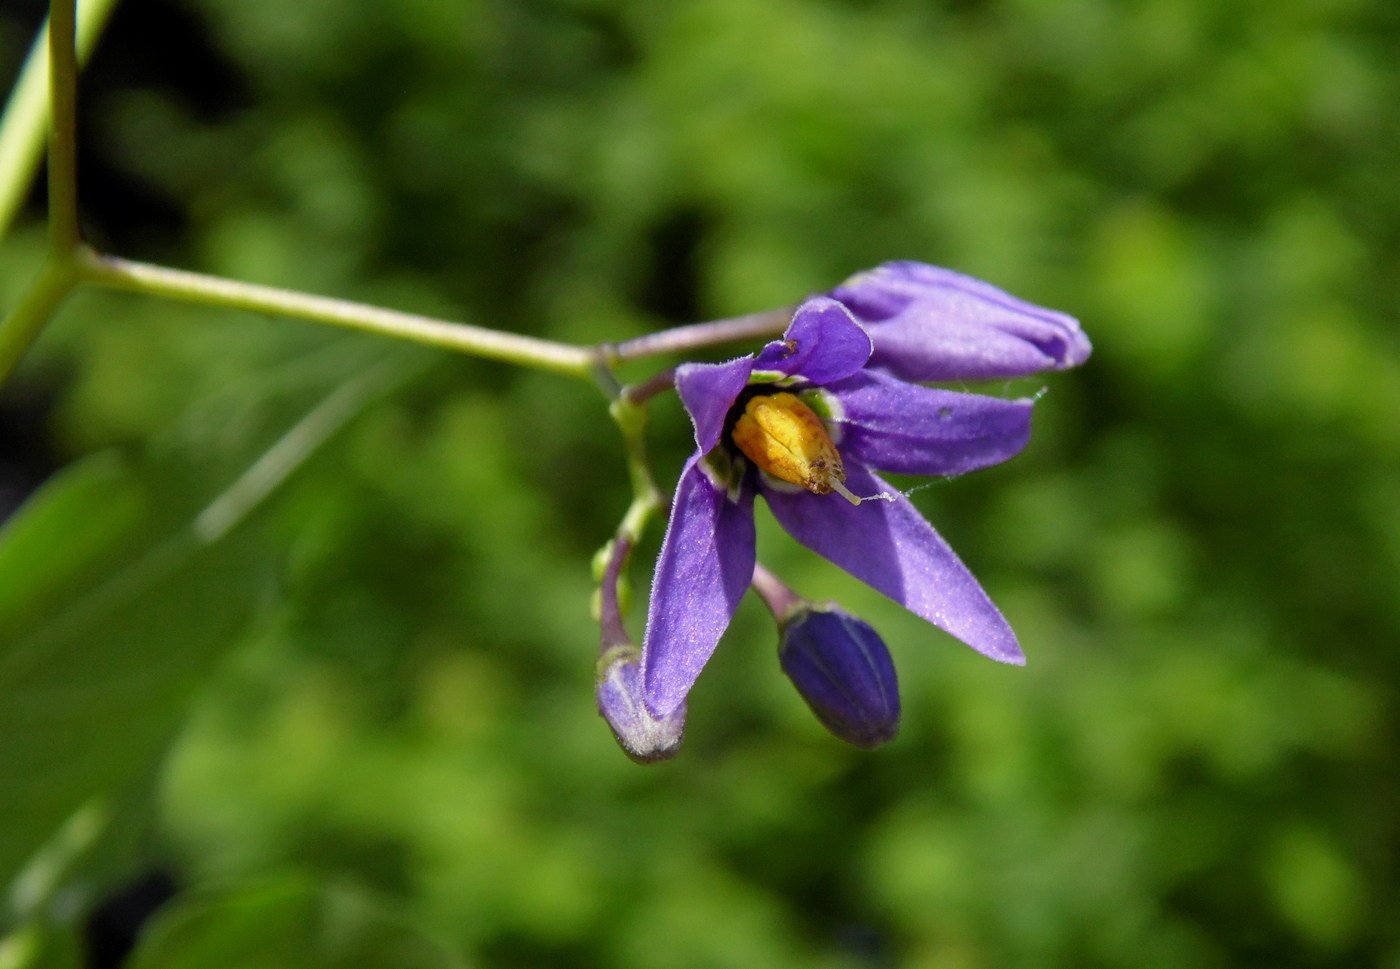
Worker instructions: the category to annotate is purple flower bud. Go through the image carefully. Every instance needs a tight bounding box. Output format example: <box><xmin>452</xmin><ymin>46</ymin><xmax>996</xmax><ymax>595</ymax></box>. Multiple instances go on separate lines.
<box><xmin>597</xmin><ymin>645</ymin><xmax>685</xmax><ymax>763</ymax></box>
<box><xmin>779</xmin><ymin>606</ymin><xmax>900</xmax><ymax>749</ymax></box>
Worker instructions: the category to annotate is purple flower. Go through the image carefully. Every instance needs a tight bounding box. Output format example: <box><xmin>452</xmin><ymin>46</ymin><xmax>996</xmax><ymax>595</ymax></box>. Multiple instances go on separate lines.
<box><xmin>830</xmin><ymin>261</ymin><xmax>1091</xmax><ymax>382</ymax></box>
<box><xmin>640</xmin><ymin>295</ymin><xmax>1039</xmax><ymax>718</ymax></box>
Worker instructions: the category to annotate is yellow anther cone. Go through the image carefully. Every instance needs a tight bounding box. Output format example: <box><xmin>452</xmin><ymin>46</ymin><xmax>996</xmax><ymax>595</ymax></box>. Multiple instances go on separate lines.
<box><xmin>731</xmin><ymin>393</ymin><xmax>860</xmax><ymax>505</ymax></box>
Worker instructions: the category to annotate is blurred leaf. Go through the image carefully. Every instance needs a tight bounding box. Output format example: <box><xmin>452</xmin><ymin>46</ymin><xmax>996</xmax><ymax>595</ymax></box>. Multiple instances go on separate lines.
<box><xmin>0</xmin><ymin>920</ymin><xmax>84</xmax><ymax>969</ymax></box>
<box><xmin>126</xmin><ymin>877</ymin><xmax>464</xmax><ymax>969</ymax></box>
<box><xmin>0</xmin><ymin>338</ymin><xmax>421</xmax><ymax>896</ymax></box>
<box><xmin>1262</xmin><ymin>824</ymin><xmax>1368</xmax><ymax>951</ymax></box>
<box><xmin>0</xmin><ymin>452</ymin><xmax>144</xmax><ymax>634</ymax></box>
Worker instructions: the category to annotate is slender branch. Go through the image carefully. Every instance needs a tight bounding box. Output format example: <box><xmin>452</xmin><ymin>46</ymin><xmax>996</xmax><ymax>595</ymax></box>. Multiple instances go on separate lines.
<box><xmin>590</xmin><ymin>394</ymin><xmax>666</xmax><ymax>646</ymax></box>
<box><xmin>621</xmin><ymin>366</ymin><xmax>676</xmax><ymax>406</ymax></box>
<box><xmin>0</xmin><ymin>0</ymin><xmax>115</xmax><ymax>390</ymax></box>
<box><xmin>608</xmin><ymin>395</ymin><xmax>665</xmax><ymax>526</ymax></box>
<box><xmin>0</xmin><ymin>0</ymin><xmax>117</xmax><ymax>243</ymax></box>
<box><xmin>47</xmin><ymin>0</ymin><xmax>81</xmax><ymax>252</ymax></box>
<box><xmin>76</xmin><ymin>249</ymin><xmax>600</xmax><ymax>379</ymax></box>
<box><xmin>0</xmin><ymin>257</ymin><xmax>79</xmax><ymax>384</ymax></box>
<box><xmin>597</xmin><ymin>536</ymin><xmax>633</xmax><ymax>651</ymax></box>
<box><xmin>604</xmin><ymin>307</ymin><xmax>792</xmax><ymax>364</ymax></box>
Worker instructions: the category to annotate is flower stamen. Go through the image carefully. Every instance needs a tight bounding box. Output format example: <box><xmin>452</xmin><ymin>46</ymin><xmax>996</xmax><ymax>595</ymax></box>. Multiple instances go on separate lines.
<box><xmin>827</xmin><ymin>477</ymin><xmax>863</xmax><ymax>507</ymax></box>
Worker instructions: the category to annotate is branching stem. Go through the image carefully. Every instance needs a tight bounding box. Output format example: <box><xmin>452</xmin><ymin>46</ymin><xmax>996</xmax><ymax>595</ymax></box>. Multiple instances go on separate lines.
<box><xmin>0</xmin><ymin>0</ymin><xmax>116</xmax><ymax>242</ymax></box>
<box><xmin>0</xmin><ymin>257</ymin><xmax>78</xmax><ymax>384</ymax></box>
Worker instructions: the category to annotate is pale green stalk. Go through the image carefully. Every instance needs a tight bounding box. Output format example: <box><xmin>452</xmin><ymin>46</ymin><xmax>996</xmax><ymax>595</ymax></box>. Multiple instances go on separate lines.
<box><xmin>77</xmin><ymin>249</ymin><xmax>601</xmax><ymax>379</ymax></box>
<box><xmin>0</xmin><ymin>0</ymin><xmax>117</xmax><ymax>242</ymax></box>
<box><xmin>0</xmin><ymin>0</ymin><xmax>87</xmax><ymax>385</ymax></box>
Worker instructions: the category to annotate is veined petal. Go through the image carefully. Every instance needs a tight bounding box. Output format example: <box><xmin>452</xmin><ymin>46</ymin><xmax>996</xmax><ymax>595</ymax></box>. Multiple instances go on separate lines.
<box><xmin>642</xmin><ymin>456</ymin><xmax>757</xmax><ymax>717</ymax></box>
<box><xmin>832</xmin><ymin>261</ymin><xmax>1090</xmax><ymax>381</ymax></box>
<box><xmin>676</xmin><ymin>357</ymin><xmax>755</xmax><ymax>453</ymax></box>
<box><xmin>753</xmin><ymin>297</ymin><xmax>872</xmax><ymax>384</ymax></box>
<box><xmin>763</xmin><ymin>464</ymin><xmax>1023</xmax><ymax>665</ymax></box>
<box><xmin>827</xmin><ymin>370</ymin><xmax>1032</xmax><ymax>477</ymax></box>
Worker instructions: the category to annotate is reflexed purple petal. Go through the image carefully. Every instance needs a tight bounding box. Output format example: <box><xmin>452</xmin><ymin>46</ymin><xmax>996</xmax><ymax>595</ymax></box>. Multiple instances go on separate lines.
<box><xmin>642</xmin><ymin>456</ymin><xmax>757</xmax><ymax>717</ymax></box>
<box><xmin>763</xmin><ymin>463</ymin><xmax>1023</xmax><ymax>665</ymax></box>
<box><xmin>831</xmin><ymin>261</ymin><xmax>1090</xmax><ymax>381</ymax></box>
<box><xmin>753</xmin><ymin>297</ymin><xmax>872</xmax><ymax>384</ymax></box>
<box><xmin>597</xmin><ymin>646</ymin><xmax>686</xmax><ymax>763</ymax></box>
<box><xmin>676</xmin><ymin>356</ymin><xmax>755</xmax><ymax>452</ymax></box>
<box><xmin>827</xmin><ymin>370</ymin><xmax>1032</xmax><ymax>476</ymax></box>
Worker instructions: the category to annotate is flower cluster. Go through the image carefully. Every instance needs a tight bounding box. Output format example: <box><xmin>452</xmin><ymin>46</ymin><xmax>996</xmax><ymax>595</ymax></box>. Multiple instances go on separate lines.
<box><xmin>600</xmin><ymin>261</ymin><xmax>1088</xmax><ymax>759</ymax></box>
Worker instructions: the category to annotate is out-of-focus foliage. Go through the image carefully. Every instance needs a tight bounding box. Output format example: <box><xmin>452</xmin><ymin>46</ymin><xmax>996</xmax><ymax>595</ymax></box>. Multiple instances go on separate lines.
<box><xmin>1</xmin><ymin>0</ymin><xmax>1397</xmax><ymax>966</ymax></box>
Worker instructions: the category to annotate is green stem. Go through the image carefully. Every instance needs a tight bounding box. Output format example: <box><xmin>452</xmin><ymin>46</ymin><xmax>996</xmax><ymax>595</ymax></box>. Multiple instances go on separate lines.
<box><xmin>0</xmin><ymin>0</ymin><xmax>117</xmax><ymax>243</ymax></box>
<box><xmin>47</xmin><ymin>0</ymin><xmax>81</xmax><ymax>253</ymax></box>
<box><xmin>609</xmin><ymin>395</ymin><xmax>665</xmax><ymax>532</ymax></box>
<box><xmin>76</xmin><ymin>249</ymin><xmax>600</xmax><ymax>379</ymax></box>
<box><xmin>591</xmin><ymin>395</ymin><xmax>666</xmax><ymax>638</ymax></box>
<box><xmin>0</xmin><ymin>256</ymin><xmax>79</xmax><ymax>384</ymax></box>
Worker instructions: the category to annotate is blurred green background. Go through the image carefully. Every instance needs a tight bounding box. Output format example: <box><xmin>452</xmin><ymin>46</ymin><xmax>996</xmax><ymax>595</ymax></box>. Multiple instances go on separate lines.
<box><xmin>1</xmin><ymin>0</ymin><xmax>1397</xmax><ymax>966</ymax></box>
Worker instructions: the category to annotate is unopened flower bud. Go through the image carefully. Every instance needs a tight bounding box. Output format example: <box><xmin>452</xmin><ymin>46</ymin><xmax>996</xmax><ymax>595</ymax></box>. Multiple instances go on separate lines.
<box><xmin>779</xmin><ymin>606</ymin><xmax>900</xmax><ymax>749</ymax></box>
<box><xmin>597</xmin><ymin>645</ymin><xmax>685</xmax><ymax>763</ymax></box>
